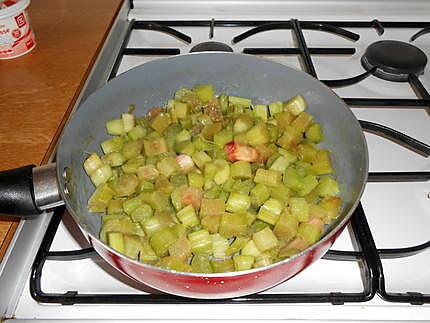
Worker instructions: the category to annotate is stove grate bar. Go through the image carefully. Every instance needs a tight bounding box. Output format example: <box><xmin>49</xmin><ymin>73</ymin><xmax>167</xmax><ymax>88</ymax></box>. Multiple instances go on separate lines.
<box><xmin>344</xmin><ymin>98</ymin><xmax>430</xmax><ymax>107</ymax></box>
<box><xmin>322</xmin><ymin>68</ymin><xmax>375</xmax><ymax>88</ymax></box>
<box><xmin>243</xmin><ymin>47</ymin><xmax>355</xmax><ymax>55</ymax></box>
<box><xmin>360</xmin><ymin>120</ymin><xmax>430</xmax><ymax>157</ymax></box>
<box><xmin>123</xmin><ymin>48</ymin><xmax>180</xmax><ymax>55</ymax></box>
<box><xmin>133</xmin><ymin>21</ymin><xmax>192</xmax><ymax>43</ymax></box>
<box><xmin>368</xmin><ymin>172</ymin><xmax>430</xmax><ymax>182</ymax></box>
<box><xmin>291</xmin><ymin>19</ymin><xmax>317</xmax><ymax>77</ymax></box>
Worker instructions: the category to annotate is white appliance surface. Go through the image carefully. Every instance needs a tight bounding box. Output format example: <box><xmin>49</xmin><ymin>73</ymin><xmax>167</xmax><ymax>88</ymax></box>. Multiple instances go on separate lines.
<box><xmin>6</xmin><ymin>1</ymin><xmax>430</xmax><ymax>321</ymax></box>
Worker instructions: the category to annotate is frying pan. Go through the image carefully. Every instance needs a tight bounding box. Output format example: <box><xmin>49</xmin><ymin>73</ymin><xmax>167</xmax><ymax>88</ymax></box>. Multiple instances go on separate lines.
<box><xmin>0</xmin><ymin>52</ymin><xmax>368</xmax><ymax>299</ymax></box>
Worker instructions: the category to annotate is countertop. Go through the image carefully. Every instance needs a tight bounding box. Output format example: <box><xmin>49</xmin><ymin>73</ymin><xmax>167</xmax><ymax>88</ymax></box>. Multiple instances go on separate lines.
<box><xmin>0</xmin><ymin>0</ymin><xmax>123</xmax><ymax>260</ymax></box>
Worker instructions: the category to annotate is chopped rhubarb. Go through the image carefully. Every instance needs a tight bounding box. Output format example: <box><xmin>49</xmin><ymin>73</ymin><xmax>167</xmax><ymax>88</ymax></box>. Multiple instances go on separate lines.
<box><xmin>181</xmin><ymin>186</ymin><xmax>203</xmax><ymax>209</ymax></box>
<box><xmin>224</xmin><ymin>141</ymin><xmax>259</xmax><ymax>162</ymax></box>
<box><xmin>176</xmin><ymin>154</ymin><xmax>194</xmax><ymax>173</ymax></box>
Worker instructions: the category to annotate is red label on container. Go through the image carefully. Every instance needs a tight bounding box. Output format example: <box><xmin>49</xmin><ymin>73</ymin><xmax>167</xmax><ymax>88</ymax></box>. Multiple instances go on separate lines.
<box><xmin>25</xmin><ymin>38</ymin><xmax>34</xmax><ymax>49</ymax></box>
<box><xmin>14</xmin><ymin>12</ymin><xmax>26</xmax><ymax>28</ymax></box>
<box><xmin>11</xmin><ymin>28</ymin><xmax>21</xmax><ymax>38</ymax></box>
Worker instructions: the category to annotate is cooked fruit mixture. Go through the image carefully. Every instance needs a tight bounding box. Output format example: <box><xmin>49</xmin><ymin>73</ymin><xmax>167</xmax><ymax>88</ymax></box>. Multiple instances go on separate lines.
<box><xmin>83</xmin><ymin>84</ymin><xmax>341</xmax><ymax>273</ymax></box>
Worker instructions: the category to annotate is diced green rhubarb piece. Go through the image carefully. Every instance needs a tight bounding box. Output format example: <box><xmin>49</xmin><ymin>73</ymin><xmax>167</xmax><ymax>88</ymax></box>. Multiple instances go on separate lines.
<box><xmin>88</xmin><ymin>183</ymin><xmax>114</xmax><ymax>212</ymax></box>
<box><xmin>211</xmin><ymin>233</ymin><xmax>229</xmax><ymax>258</ymax></box>
<box><xmin>168</xmin><ymin>236</ymin><xmax>192</xmax><ymax>260</ymax></box>
<box><xmin>291</xmin><ymin>111</ymin><xmax>313</xmax><ymax>133</ymax></box>
<box><xmin>191</xmin><ymin>254</ymin><xmax>213</xmax><ymax>273</ymax></box>
<box><xmin>283</xmin><ymin>167</ymin><xmax>304</xmax><ymax>192</ymax></box>
<box><xmin>312</xmin><ymin>149</ymin><xmax>334</xmax><ymax>175</ymax></box>
<box><xmin>246</xmin><ymin>123</ymin><xmax>270</xmax><ymax>146</ymax></box>
<box><xmin>84</xmin><ymin>153</ymin><xmax>103</xmax><ymax>176</ymax></box>
<box><xmin>213</xmin><ymin>162</ymin><xmax>230</xmax><ymax>185</ymax></box>
<box><xmin>100</xmin><ymin>217</ymin><xmax>144</xmax><ymax>242</ymax></box>
<box><xmin>188</xmin><ymin>229</ymin><xmax>212</xmax><ymax>254</ymax></box>
<box><xmin>231</xmin><ymin>161</ymin><xmax>252</xmax><ymax>180</ymax></box>
<box><xmin>150</xmin><ymin>227</ymin><xmax>177</xmax><ymax>256</ymax></box>
<box><xmin>122</xmin><ymin>196</ymin><xmax>144</xmax><ymax>215</ymax></box>
<box><xmin>192</xmin><ymin>151</ymin><xmax>212</xmax><ymax>169</ymax></box>
<box><xmin>253</xmin><ymin>168</ymin><xmax>281</xmax><ymax>187</ymax></box>
<box><xmin>226</xmin><ymin>192</ymin><xmax>251</xmax><ymax>213</ymax></box>
<box><xmin>214</xmin><ymin>129</ymin><xmax>233</xmax><ymax>147</ymax></box>
<box><xmin>150</xmin><ymin>112</ymin><xmax>171</xmax><ymax>133</ymax></box>
<box><xmin>188</xmin><ymin>171</ymin><xmax>204</xmax><ymax>188</ymax></box>
<box><xmin>305</xmin><ymin>123</ymin><xmax>323</xmax><ymax>143</ymax></box>
<box><xmin>250</xmin><ymin>183</ymin><xmax>270</xmax><ymax>207</ymax></box>
<box><xmin>269</xmin><ymin>156</ymin><xmax>290</xmax><ymax>172</ymax></box>
<box><xmin>233</xmin><ymin>115</ymin><xmax>253</xmax><ymax>133</ymax></box>
<box><xmin>101</xmin><ymin>136</ymin><xmax>124</xmax><ymax>154</ymax></box>
<box><xmin>277</xmin><ymin>126</ymin><xmax>302</xmax><ymax>149</ymax></box>
<box><xmin>121</xmin><ymin>156</ymin><xmax>145</xmax><ymax>174</ymax></box>
<box><xmin>297</xmin><ymin>222</ymin><xmax>321</xmax><ymax>244</ymax></box>
<box><xmin>130</xmin><ymin>204</ymin><xmax>153</xmax><ymax>222</ymax></box>
<box><xmin>257</xmin><ymin>198</ymin><xmax>283</xmax><ymax>225</ymax></box>
<box><xmin>157</xmin><ymin>256</ymin><xmax>192</xmax><ymax>272</ymax></box>
<box><xmin>268</xmin><ymin>101</ymin><xmax>283</xmax><ymax>116</ymax></box>
<box><xmin>112</xmin><ymin>173</ymin><xmax>139</xmax><ymax>197</ymax></box>
<box><xmin>270</xmin><ymin>184</ymin><xmax>290</xmax><ymax>202</ymax></box>
<box><xmin>273</xmin><ymin>212</ymin><xmax>298</xmax><ymax>241</ymax></box>
<box><xmin>143</xmin><ymin>137</ymin><xmax>168</xmax><ymax>156</ymax></box>
<box><xmin>298</xmin><ymin>174</ymin><xmax>319</xmax><ymax>196</ymax></box>
<box><xmin>211</xmin><ymin>259</ymin><xmax>235</xmax><ymax>273</ymax></box>
<box><xmin>226</xmin><ymin>237</ymin><xmax>250</xmax><ymax>256</ymax></box>
<box><xmin>123</xmin><ymin>234</ymin><xmax>142</xmax><ymax>259</ymax></box>
<box><xmin>290</xmin><ymin>197</ymin><xmax>309</xmax><ymax>222</ymax></box>
<box><xmin>232</xmin><ymin>179</ymin><xmax>255</xmax><ymax>195</ymax></box>
<box><xmin>234</xmin><ymin>255</ymin><xmax>254</xmax><ymax>271</ymax></box>
<box><xmin>254</xmin><ymin>252</ymin><xmax>273</xmax><ymax>268</ymax></box>
<box><xmin>275</xmin><ymin>111</ymin><xmax>295</xmax><ymax>130</ymax></box>
<box><xmin>200</xmin><ymin>198</ymin><xmax>225</xmax><ymax>217</ymax></box>
<box><xmin>107</xmin><ymin>199</ymin><xmax>123</xmax><ymax>214</ymax></box>
<box><xmin>219</xmin><ymin>212</ymin><xmax>248</xmax><ymax>238</ymax></box>
<box><xmin>106</xmin><ymin>118</ymin><xmax>124</xmax><ymax>135</ymax></box>
<box><xmin>253</xmin><ymin>104</ymin><xmax>268</xmax><ymax>121</ymax></box>
<box><xmin>137</xmin><ymin>164</ymin><xmax>159</xmax><ymax>182</ymax></box>
<box><xmin>157</xmin><ymin>157</ymin><xmax>180</xmax><ymax>178</ymax></box>
<box><xmin>284</xmin><ymin>95</ymin><xmax>307</xmax><ymax>116</ymax></box>
<box><xmin>173</xmin><ymin>100</ymin><xmax>188</xmax><ymax>119</ymax></box>
<box><xmin>122</xmin><ymin>113</ymin><xmax>135</xmax><ymax>132</ymax></box>
<box><xmin>122</xmin><ymin>140</ymin><xmax>143</xmax><ymax>160</ymax></box>
<box><xmin>228</xmin><ymin>95</ymin><xmax>252</xmax><ymax>108</ymax></box>
<box><xmin>241</xmin><ymin>240</ymin><xmax>261</xmax><ymax>257</ymax></box>
<box><xmin>317</xmin><ymin>176</ymin><xmax>340</xmax><ymax>197</ymax></box>
<box><xmin>194</xmin><ymin>84</ymin><xmax>215</xmax><ymax>103</ymax></box>
<box><xmin>90</xmin><ymin>164</ymin><xmax>112</xmax><ymax>187</ymax></box>
<box><xmin>201</xmin><ymin>213</ymin><xmax>221</xmax><ymax>234</ymax></box>
<box><xmin>253</xmin><ymin>227</ymin><xmax>279</xmax><ymax>251</ymax></box>
<box><xmin>108</xmin><ymin>232</ymin><xmax>124</xmax><ymax>253</ymax></box>
<box><xmin>177</xmin><ymin>205</ymin><xmax>199</xmax><ymax>228</ymax></box>
<box><xmin>128</xmin><ymin>124</ymin><xmax>147</xmax><ymax>140</ymax></box>
<box><xmin>103</xmin><ymin>152</ymin><xmax>126</xmax><ymax>167</ymax></box>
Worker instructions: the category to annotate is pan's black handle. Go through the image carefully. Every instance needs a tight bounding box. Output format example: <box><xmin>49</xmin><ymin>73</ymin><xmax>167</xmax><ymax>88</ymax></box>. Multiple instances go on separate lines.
<box><xmin>0</xmin><ymin>165</ymin><xmax>41</xmax><ymax>217</ymax></box>
<box><xmin>0</xmin><ymin>163</ymin><xmax>63</xmax><ymax>218</ymax></box>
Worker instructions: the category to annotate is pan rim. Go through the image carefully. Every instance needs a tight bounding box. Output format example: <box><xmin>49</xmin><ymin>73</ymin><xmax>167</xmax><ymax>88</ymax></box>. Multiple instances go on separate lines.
<box><xmin>56</xmin><ymin>51</ymin><xmax>369</xmax><ymax>279</ymax></box>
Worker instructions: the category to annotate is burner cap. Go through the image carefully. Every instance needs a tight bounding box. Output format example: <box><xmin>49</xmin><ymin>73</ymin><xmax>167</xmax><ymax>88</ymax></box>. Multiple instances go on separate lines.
<box><xmin>190</xmin><ymin>41</ymin><xmax>233</xmax><ymax>53</ymax></box>
<box><xmin>361</xmin><ymin>40</ymin><xmax>427</xmax><ymax>82</ymax></box>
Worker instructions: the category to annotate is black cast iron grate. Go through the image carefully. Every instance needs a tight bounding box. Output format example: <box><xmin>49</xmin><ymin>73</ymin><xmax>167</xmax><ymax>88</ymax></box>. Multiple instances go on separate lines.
<box><xmin>30</xmin><ymin>19</ymin><xmax>430</xmax><ymax>306</ymax></box>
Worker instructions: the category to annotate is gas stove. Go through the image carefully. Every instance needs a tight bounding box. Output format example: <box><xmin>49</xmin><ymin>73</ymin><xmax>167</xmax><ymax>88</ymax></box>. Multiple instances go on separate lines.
<box><xmin>1</xmin><ymin>0</ymin><xmax>430</xmax><ymax>321</ymax></box>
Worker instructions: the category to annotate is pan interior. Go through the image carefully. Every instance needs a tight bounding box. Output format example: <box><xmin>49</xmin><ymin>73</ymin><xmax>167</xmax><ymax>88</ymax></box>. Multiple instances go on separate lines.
<box><xmin>57</xmin><ymin>52</ymin><xmax>367</xmax><ymax>250</ymax></box>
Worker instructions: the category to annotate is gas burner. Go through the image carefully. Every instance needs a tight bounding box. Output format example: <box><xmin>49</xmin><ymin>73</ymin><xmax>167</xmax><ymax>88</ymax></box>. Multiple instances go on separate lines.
<box><xmin>190</xmin><ymin>41</ymin><xmax>233</xmax><ymax>52</ymax></box>
<box><xmin>361</xmin><ymin>40</ymin><xmax>428</xmax><ymax>82</ymax></box>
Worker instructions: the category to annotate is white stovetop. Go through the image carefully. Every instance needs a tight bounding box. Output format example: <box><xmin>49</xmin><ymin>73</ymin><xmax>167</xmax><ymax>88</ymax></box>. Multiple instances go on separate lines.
<box><xmin>3</xmin><ymin>1</ymin><xmax>430</xmax><ymax>321</ymax></box>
